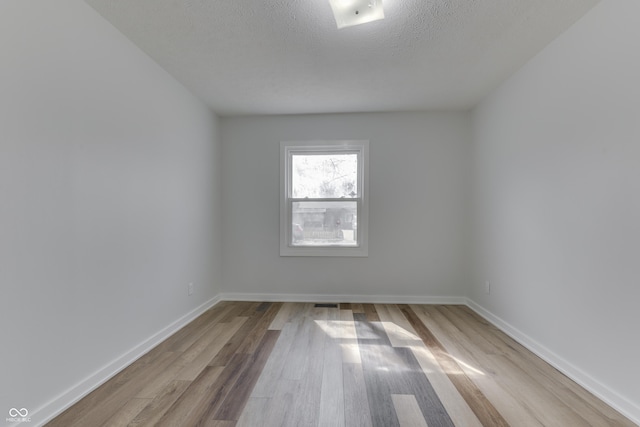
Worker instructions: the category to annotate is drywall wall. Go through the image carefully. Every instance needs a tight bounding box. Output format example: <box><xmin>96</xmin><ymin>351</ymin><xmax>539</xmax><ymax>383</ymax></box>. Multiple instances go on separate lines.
<box><xmin>471</xmin><ymin>0</ymin><xmax>640</xmax><ymax>420</ymax></box>
<box><xmin>221</xmin><ymin>112</ymin><xmax>472</xmax><ymax>300</ymax></box>
<box><xmin>0</xmin><ymin>1</ymin><xmax>222</xmax><ymax>424</ymax></box>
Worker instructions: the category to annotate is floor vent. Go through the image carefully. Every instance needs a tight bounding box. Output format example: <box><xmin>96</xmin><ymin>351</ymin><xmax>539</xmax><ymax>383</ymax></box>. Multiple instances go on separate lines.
<box><xmin>314</xmin><ymin>303</ymin><xmax>338</xmax><ymax>308</ymax></box>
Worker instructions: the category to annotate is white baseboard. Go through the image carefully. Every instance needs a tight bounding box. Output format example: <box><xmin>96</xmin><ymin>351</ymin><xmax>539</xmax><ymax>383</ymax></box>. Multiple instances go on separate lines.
<box><xmin>26</xmin><ymin>292</ymin><xmax>459</xmax><ymax>426</ymax></box>
<box><xmin>465</xmin><ymin>298</ymin><xmax>640</xmax><ymax>426</ymax></box>
<box><xmin>30</xmin><ymin>293</ymin><xmax>638</xmax><ymax>427</ymax></box>
<box><xmin>219</xmin><ymin>292</ymin><xmax>467</xmax><ymax>305</ymax></box>
<box><xmin>32</xmin><ymin>295</ymin><xmax>222</xmax><ymax>427</ymax></box>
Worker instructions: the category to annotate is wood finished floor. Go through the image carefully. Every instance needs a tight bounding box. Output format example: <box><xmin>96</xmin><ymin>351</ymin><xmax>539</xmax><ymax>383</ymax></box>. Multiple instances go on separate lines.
<box><xmin>47</xmin><ymin>302</ymin><xmax>635</xmax><ymax>427</ymax></box>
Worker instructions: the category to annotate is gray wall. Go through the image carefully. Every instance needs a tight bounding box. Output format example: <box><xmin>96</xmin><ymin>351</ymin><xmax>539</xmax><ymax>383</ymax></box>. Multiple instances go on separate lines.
<box><xmin>471</xmin><ymin>0</ymin><xmax>640</xmax><ymax>418</ymax></box>
<box><xmin>3</xmin><ymin>0</ymin><xmax>639</xmax><ymax>424</ymax></box>
<box><xmin>221</xmin><ymin>112</ymin><xmax>472</xmax><ymax>300</ymax></box>
<box><xmin>0</xmin><ymin>1</ymin><xmax>222</xmax><ymax>423</ymax></box>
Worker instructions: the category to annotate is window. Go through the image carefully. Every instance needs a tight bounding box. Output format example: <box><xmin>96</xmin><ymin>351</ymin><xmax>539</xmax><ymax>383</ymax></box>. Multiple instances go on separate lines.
<box><xmin>280</xmin><ymin>140</ymin><xmax>369</xmax><ymax>257</ymax></box>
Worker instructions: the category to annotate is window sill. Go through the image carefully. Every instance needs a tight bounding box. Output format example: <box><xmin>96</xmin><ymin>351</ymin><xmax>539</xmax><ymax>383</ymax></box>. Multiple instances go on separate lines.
<box><xmin>279</xmin><ymin>245</ymin><xmax>368</xmax><ymax>257</ymax></box>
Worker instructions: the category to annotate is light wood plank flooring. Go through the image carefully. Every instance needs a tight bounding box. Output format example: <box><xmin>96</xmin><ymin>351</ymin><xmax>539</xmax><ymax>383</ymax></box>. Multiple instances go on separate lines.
<box><xmin>47</xmin><ymin>302</ymin><xmax>636</xmax><ymax>426</ymax></box>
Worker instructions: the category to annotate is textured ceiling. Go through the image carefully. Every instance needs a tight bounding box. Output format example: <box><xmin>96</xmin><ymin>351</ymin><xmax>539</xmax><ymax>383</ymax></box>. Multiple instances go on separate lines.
<box><xmin>84</xmin><ymin>0</ymin><xmax>598</xmax><ymax>116</ymax></box>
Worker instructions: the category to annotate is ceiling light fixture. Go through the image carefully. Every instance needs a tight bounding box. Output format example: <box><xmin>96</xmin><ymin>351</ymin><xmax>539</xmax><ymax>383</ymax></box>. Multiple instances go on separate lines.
<box><xmin>328</xmin><ymin>0</ymin><xmax>384</xmax><ymax>29</ymax></box>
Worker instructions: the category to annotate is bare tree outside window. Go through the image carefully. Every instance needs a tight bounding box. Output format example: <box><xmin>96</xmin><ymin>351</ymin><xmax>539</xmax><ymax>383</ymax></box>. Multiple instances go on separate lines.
<box><xmin>290</xmin><ymin>154</ymin><xmax>358</xmax><ymax>246</ymax></box>
<box><xmin>281</xmin><ymin>141</ymin><xmax>368</xmax><ymax>256</ymax></box>
<box><xmin>292</xmin><ymin>154</ymin><xmax>357</xmax><ymax>198</ymax></box>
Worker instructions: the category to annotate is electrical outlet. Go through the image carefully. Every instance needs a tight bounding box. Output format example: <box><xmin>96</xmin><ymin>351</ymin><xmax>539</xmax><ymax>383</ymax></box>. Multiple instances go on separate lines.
<box><xmin>485</xmin><ymin>281</ymin><xmax>491</xmax><ymax>295</ymax></box>
<box><xmin>188</xmin><ymin>283</ymin><xmax>194</xmax><ymax>296</ymax></box>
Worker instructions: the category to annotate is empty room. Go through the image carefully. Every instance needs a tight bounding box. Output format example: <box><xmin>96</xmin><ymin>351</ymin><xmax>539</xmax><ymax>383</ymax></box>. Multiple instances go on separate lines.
<box><xmin>1</xmin><ymin>0</ymin><xmax>638</xmax><ymax>426</ymax></box>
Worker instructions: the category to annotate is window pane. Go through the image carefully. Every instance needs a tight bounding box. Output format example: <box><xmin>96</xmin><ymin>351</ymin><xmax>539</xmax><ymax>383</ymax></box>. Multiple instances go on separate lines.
<box><xmin>292</xmin><ymin>201</ymin><xmax>357</xmax><ymax>246</ymax></box>
<box><xmin>292</xmin><ymin>153</ymin><xmax>357</xmax><ymax>198</ymax></box>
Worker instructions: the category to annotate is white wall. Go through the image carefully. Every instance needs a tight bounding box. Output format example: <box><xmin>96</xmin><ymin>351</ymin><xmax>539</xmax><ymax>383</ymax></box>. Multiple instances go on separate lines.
<box><xmin>0</xmin><ymin>1</ymin><xmax>222</xmax><ymax>424</ymax></box>
<box><xmin>4</xmin><ymin>0</ymin><xmax>638</xmax><ymax>423</ymax></box>
<box><xmin>221</xmin><ymin>112</ymin><xmax>472</xmax><ymax>300</ymax></box>
<box><xmin>472</xmin><ymin>0</ymin><xmax>640</xmax><ymax>420</ymax></box>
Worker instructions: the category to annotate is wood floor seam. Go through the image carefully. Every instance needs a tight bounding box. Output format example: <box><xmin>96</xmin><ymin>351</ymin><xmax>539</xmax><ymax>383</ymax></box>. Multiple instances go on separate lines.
<box><xmin>46</xmin><ymin>301</ymin><xmax>637</xmax><ymax>427</ymax></box>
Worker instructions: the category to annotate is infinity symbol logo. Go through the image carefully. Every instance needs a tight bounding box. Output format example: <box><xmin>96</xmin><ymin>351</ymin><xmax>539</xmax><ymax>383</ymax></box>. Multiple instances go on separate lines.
<box><xmin>9</xmin><ymin>408</ymin><xmax>29</xmax><ymax>417</ymax></box>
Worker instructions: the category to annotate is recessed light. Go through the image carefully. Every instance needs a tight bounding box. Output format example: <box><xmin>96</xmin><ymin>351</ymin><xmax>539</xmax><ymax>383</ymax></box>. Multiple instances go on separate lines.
<box><xmin>328</xmin><ymin>0</ymin><xmax>384</xmax><ymax>29</ymax></box>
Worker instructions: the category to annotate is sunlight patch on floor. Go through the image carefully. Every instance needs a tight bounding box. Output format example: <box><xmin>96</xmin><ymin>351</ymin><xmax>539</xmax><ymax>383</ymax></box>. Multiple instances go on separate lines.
<box><xmin>314</xmin><ymin>320</ymin><xmax>361</xmax><ymax>339</ymax></box>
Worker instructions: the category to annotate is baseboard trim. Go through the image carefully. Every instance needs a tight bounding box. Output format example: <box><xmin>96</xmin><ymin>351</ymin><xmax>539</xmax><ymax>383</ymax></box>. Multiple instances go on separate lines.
<box><xmin>32</xmin><ymin>294</ymin><xmax>638</xmax><ymax>427</ymax></box>
<box><xmin>465</xmin><ymin>298</ymin><xmax>640</xmax><ymax>426</ymax></box>
<box><xmin>33</xmin><ymin>295</ymin><xmax>222</xmax><ymax>427</ymax></box>
<box><xmin>31</xmin><ymin>292</ymin><xmax>459</xmax><ymax>426</ymax></box>
<box><xmin>219</xmin><ymin>292</ymin><xmax>467</xmax><ymax>305</ymax></box>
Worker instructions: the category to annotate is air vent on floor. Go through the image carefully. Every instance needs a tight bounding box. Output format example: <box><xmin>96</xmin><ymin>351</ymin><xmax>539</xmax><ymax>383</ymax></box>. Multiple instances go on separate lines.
<box><xmin>314</xmin><ymin>303</ymin><xmax>338</xmax><ymax>308</ymax></box>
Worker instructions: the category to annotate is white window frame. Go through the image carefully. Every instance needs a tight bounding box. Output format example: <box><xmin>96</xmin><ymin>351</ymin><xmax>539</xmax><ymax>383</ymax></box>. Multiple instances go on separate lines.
<box><xmin>280</xmin><ymin>140</ymin><xmax>369</xmax><ymax>257</ymax></box>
